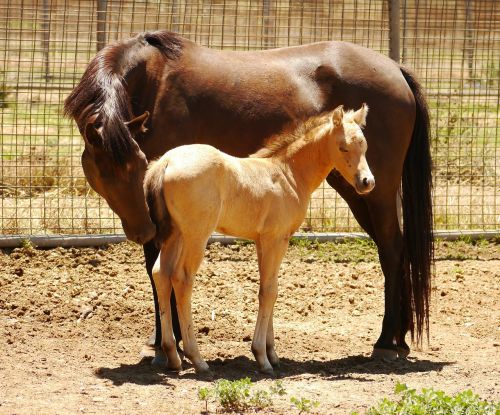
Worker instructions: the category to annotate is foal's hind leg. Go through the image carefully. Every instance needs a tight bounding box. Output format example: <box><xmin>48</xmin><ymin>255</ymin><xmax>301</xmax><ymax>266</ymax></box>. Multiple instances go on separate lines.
<box><xmin>151</xmin><ymin>237</ymin><xmax>183</xmax><ymax>370</ymax></box>
<box><xmin>143</xmin><ymin>240</ymin><xmax>182</xmax><ymax>361</ymax></box>
<box><xmin>171</xmin><ymin>234</ymin><xmax>211</xmax><ymax>374</ymax></box>
<box><xmin>253</xmin><ymin>236</ymin><xmax>289</xmax><ymax>375</ymax></box>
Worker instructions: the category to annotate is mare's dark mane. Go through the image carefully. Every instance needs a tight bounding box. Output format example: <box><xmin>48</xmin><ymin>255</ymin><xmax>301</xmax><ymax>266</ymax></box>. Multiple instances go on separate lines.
<box><xmin>63</xmin><ymin>31</ymin><xmax>184</xmax><ymax>163</ymax></box>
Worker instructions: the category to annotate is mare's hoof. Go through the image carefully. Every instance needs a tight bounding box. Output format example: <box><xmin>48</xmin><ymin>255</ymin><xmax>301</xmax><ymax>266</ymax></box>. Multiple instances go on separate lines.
<box><xmin>396</xmin><ymin>346</ymin><xmax>410</xmax><ymax>359</ymax></box>
<box><xmin>371</xmin><ymin>347</ymin><xmax>398</xmax><ymax>361</ymax></box>
<box><xmin>259</xmin><ymin>365</ymin><xmax>276</xmax><ymax>377</ymax></box>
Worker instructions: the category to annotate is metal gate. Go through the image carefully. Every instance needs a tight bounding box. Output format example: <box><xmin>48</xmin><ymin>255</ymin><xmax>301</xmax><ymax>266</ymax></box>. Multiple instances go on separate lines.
<box><xmin>0</xmin><ymin>1</ymin><xmax>498</xmax><ymax>239</ymax></box>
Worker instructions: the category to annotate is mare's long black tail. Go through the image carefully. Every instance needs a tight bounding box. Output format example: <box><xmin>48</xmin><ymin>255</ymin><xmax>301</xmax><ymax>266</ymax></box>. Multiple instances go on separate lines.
<box><xmin>400</xmin><ymin>66</ymin><xmax>434</xmax><ymax>344</ymax></box>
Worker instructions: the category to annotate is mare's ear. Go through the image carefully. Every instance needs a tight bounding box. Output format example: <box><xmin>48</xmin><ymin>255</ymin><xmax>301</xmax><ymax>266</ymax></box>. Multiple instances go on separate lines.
<box><xmin>331</xmin><ymin>105</ymin><xmax>344</xmax><ymax>127</ymax></box>
<box><xmin>125</xmin><ymin>111</ymin><xmax>149</xmax><ymax>135</ymax></box>
<box><xmin>84</xmin><ymin>122</ymin><xmax>103</xmax><ymax>149</ymax></box>
<box><xmin>353</xmin><ymin>103</ymin><xmax>369</xmax><ymax>127</ymax></box>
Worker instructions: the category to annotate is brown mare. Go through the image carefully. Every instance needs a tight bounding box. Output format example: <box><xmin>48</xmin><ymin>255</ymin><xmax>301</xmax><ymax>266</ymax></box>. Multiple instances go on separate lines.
<box><xmin>64</xmin><ymin>30</ymin><xmax>433</xmax><ymax>361</ymax></box>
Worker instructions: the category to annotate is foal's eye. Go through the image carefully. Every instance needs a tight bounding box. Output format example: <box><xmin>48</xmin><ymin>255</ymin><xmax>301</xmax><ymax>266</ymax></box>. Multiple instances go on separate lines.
<box><xmin>339</xmin><ymin>147</ymin><xmax>348</xmax><ymax>153</ymax></box>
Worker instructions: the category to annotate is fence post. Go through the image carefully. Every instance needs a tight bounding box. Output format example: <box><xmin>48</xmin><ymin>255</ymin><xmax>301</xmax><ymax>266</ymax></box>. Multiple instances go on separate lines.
<box><xmin>96</xmin><ymin>0</ymin><xmax>108</xmax><ymax>52</ymax></box>
<box><xmin>389</xmin><ymin>0</ymin><xmax>400</xmax><ymax>63</ymax></box>
<box><xmin>263</xmin><ymin>0</ymin><xmax>273</xmax><ymax>48</ymax></box>
<box><xmin>464</xmin><ymin>0</ymin><xmax>474</xmax><ymax>82</ymax></box>
<box><xmin>41</xmin><ymin>0</ymin><xmax>51</xmax><ymax>81</ymax></box>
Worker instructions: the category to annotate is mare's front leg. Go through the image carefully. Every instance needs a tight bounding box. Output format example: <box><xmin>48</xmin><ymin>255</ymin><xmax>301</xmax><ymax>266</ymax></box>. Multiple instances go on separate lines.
<box><xmin>253</xmin><ymin>236</ymin><xmax>289</xmax><ymax>375</ymax></box>
<box><xmin>151</xmin><ymin>247</ymin><xmax>183</xmax><ymax>371</ymax></box>
<box><xmin>327</xmin><ymin>172</ymin><xmax>408</xmax><ymax>359</ymax></box>
<box><xmin>142</xmin><ymin>240</ymin><xmax>162</xmax><ymax>355</ymax></box>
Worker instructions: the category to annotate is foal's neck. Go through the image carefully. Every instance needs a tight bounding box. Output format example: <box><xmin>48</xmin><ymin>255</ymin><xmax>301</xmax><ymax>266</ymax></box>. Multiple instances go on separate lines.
<box><xmin>281</xmin><ymin>124</ymin><xmax>337</xmax><ymax>195</ymax></box>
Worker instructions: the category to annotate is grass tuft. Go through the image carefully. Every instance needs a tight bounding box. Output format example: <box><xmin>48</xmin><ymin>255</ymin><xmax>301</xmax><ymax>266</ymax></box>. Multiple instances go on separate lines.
<box><xmin>351</xmin><ymin>382</ymin><xmax>499</xmax><ymax>415</ymax></box>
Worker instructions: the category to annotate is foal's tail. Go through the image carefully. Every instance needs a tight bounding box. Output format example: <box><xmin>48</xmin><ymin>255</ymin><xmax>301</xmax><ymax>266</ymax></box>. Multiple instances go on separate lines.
<box><xmin>144</xmin><ymin>157</ymin><xmax>172</xmax><ymax>248</ymax></box>
<box><xmin>400</xmin><ymin>66</ymin><xmax>434</xmax><ymax>345</ymax></box>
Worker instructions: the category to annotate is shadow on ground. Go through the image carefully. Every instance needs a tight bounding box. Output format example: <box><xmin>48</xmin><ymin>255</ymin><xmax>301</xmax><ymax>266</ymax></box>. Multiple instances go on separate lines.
<box><xmin>96</xmin><ymin>354</ymin><xmax>452</xmax><ymax>386</ymax></box>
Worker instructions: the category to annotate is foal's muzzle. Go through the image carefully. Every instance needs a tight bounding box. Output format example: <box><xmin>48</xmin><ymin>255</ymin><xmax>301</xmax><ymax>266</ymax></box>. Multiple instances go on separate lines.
<box><xmin>355</xmin><ymin>173</ymin><xmax>375</xmax><ymax>195</ymax></box>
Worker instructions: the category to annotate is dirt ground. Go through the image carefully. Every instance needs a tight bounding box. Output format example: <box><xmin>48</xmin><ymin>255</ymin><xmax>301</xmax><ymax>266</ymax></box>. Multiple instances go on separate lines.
<box><xmin>1</xmin><ymin>239</ymin><xmax>499</xmax><ymax>414</ymax></box>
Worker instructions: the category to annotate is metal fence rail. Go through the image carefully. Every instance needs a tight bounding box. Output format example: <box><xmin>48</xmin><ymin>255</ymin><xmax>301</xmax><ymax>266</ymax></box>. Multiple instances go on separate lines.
<box><xmin>0</xmin><ymin>0</ymin><xmax>498</xmax><ymax>237</ymax></box>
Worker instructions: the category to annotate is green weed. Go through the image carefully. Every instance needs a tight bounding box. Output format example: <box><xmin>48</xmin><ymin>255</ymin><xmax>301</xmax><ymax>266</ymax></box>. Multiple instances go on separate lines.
<box><xmin>289</xmin><ymin>237</ymin><xmax>378</xmax><ymax>263</ymax></box>
<box><xmin>19</xmin><ymin>239</ymin><xmax>34</xmax><ymax>250</ymax></box>
<box><xmin>351</xmin><ymin>382</ymin><xmax>499</xmax><ymax>415</ymax></box>
<box><xmin>290</xmin><ymin>396</ymin><xmax>320</xmax><ymax>414</ymax></box>
<box><xmin>198</xmin><ymin>378</ymin><xmax>286</xmax><ymax>413</ymax></box>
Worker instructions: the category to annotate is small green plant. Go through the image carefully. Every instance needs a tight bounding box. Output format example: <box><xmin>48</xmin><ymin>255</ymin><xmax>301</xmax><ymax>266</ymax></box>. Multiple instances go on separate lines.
<box><xmin>0</xmin><ymin>71</ymin><xmax>10</xmax><ymax>108</ymax></box>
<box><xmin>19</xmin><ymin>239</ymin><xmax>34</xmax><ymax>250</ymax></box>
<box><xmin>351</xmin><ymin>382</ymin><xmax>499</xmax><ymax>415</ymax></box>
<box><xmin>270</xmin><ymin>380</ymin><xmax>287</xmax><ymax>396</ymax></box>
<box><xmin>290</xmin><ymin>396</ymin><xmax>320</xmax><ymax>414</ymax></box>
<box><xmin>198</xmin><ymin>386</ymin><xmax>213</xmax><ymax>413</ymax></box>
<box><xmin>198</xmin><ymin>378</ymin><xmax>287</xmax><ymax>413</ymax></box>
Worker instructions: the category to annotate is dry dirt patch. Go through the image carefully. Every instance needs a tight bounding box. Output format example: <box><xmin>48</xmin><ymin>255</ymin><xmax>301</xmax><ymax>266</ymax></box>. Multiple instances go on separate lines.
<box><xmin>0</xmin><ymin>240</ymin><xmax>499</xmax><ymax>414</ymax></box>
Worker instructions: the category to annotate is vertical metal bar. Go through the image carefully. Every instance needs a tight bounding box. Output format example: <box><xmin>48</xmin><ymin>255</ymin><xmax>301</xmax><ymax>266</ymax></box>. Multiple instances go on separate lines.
<box><xmin>96</xmin><ymin>0</ymin><xmax>107</xmax><ymax>52</ymax></box>
<box><xmin>401</xmin><ymin>0</ymin><xmax>407</xmax><ymax>63</ymax></box>
<box><xmin>41</xmin><ymin>0</ymin><xmax>50</xmax><ymax>81</ymax></box>
<box><xmin>263</xmin><ymin>0</ymin><xmax>272</xmax><ymax>48</ymax></box>
<box><xmin>389</xmin><ymin>0</ymin><xmax>400</xmax><ymax>63</ymax></box>
<box><xmin>464</xmin><ymin>0</ymin><xmax>474</xmax><ymax>82</ymax></box>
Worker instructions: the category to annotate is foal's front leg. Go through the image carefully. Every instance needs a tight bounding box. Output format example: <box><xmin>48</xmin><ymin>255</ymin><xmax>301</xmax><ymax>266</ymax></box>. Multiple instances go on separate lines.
<box><xmin>253</xmin><ymin>237</ymin><xmax>289</xmax><ymax>375</ymax></box>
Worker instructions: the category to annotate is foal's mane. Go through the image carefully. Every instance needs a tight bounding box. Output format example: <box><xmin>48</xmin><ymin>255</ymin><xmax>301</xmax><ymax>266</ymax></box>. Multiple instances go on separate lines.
<box><xmin>251</xmin><ymin>112</ymin><xmax>332</xmax><ymax>159</ymax></box>
<box><xmin>63</xmin><ymin>30</ymin><xmax>184</xmax><ymax>162</ymax></box>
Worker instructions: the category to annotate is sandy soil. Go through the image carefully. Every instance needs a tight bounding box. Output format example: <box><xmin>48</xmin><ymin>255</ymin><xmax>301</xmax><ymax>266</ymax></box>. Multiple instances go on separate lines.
<box><xmin>0</xmin><ymin>240</ymin><xmax>499</xmax><ymax>414</ymax></box>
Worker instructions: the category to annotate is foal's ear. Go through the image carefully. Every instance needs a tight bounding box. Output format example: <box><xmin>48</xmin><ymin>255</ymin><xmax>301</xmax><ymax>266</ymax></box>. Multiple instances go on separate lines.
<box><xmin>125</xmin><ymin>111</ymin><xmax>150</xmax><ymax>135</ymax></box>
<box><xmin>84</xmin><ymin>122</ymin><xmax>104</xmax><ymax>149</ymax></box>
<box><xmin>353</xmin><ymin>103</ymin><xmax>369</xmax><ymax>127</ymax></box>
<box><xmin>331</xmin><ymin>105</ymin><xmax>344</xmax><ymax>127</ymax></box>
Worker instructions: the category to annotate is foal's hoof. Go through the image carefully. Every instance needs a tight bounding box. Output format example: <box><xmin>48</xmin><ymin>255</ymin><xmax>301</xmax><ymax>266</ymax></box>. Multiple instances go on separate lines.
<box><xmin>140</xmin><ymin>343</ymin><xmax>157</xmax><ymax>358</ymax></box>
<box><xmin>194</xmin><ymin>363</ymin><xmax>213</xmax><ymax>379</ymax></box>
<box><xmin>371</xmin><ymin>347</ymin><xmax>398</xmax><ymax>361</ymax></box>
<box><xmin>151</xmin><ymin>350</ymin><xmax>168</xmax><ymax>366</ymax></box>
<box><xmin>194</xmin><ymin>361</ymin><xmax>211</xmax><ymax>374</ymax></box>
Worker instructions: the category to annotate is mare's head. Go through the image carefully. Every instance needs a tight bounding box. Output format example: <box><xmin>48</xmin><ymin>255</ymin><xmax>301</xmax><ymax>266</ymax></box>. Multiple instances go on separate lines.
<box><xmin>81</xmin><ymin>111</ymin><xmax>156</xmax><ymax>244</ymax></box>
<box><xmin>329</xmin><ymin>104</ymin><xmax>375</xmax><ymax>195</ymax></box>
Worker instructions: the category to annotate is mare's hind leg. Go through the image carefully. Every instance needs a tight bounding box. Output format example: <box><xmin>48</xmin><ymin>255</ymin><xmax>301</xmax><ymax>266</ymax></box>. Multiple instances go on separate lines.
<box><xmin>171</xmin><ymin>234</ymin><xmax>211</xmax><ymax>374</ymax></box>
<box><xmin>253</xmin><ymin>236</ymin><xmax>289</xmax><ymax>375</ymax></box>
<box><xmin>327</xmin><ymin>173</ymin><xmax>408</xmax><ymax>359</ymax></box>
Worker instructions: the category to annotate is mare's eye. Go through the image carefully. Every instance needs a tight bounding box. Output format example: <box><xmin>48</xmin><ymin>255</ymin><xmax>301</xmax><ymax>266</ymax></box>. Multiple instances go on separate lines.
<box><xmin>339</xmin><ymin>147</ymin><xmax>348</xmax><ymax>153</ymax></box>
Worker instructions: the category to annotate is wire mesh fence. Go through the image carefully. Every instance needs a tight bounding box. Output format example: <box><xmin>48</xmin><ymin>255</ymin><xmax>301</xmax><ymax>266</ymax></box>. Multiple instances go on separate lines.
<box><xmin>0</xmin><ymin>0</ymin><xmax>498</xmax><ymax>236</ymax></box>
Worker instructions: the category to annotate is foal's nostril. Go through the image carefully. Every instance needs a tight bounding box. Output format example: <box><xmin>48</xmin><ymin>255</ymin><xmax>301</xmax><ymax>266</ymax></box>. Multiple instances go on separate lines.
<box><xmin>363</xmin><ymin>177</ymin><xmax>369</xmax><ymax>187</ymax></box>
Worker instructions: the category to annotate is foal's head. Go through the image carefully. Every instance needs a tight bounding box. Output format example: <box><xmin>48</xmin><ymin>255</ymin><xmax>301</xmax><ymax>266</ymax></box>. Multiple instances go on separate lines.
<box><xmin>81</xmin><ymin>111</ymin><xmax>156</xmax><ymax>244</ymax></box>
<box><xmin>329</xmin><ymin>104</ymin><xmax>375</xmax><ymax>195</ymax></box>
